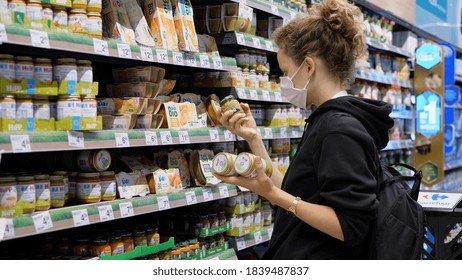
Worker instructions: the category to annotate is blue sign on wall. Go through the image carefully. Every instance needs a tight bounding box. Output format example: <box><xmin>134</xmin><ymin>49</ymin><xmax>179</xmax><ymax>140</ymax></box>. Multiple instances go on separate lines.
<box><xmin>417</xmin><ymin>90</ymin><xmax>442</xmax><ymax>138</ymax></box>
<box><xmin>417</xmin><ymin>0</ymin><xmax>448</xmax><ymax>21</ymax></box>
<box><xmin>416</xmin><ymin>43</ymin><xmax>442</xmax><ymax>70</ymax></box>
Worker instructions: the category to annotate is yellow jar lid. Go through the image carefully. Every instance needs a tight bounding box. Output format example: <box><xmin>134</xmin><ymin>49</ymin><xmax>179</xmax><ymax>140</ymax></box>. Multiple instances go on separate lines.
<box><xmin>87</xmin><ymin>12</ymin><xmax>101</xmax><ymax>17</ymax></box>
<box><xmin>34</xmin><ymin>58</ymin><xmax>52</xmax><ymax>64</ymax></box>
<box><xmin>100</xmin><ymin>171</ymin><xmax>115</xmax><ymax>177</ymax></box>
<box><xmin>50</xmin><ymin>175</ymin><xmax>64</xmax><ymax>181</ymax></box>
<box><xmin>34</xmin><ymin>174</ymin><xmax>50</xmax><ymax>180</ymax></box>
<box><xmin>69</xmin><ymin>9</ymin><xmax>87</xmax><ymax>14</ymax></box>
<box><xmin>17</xmin><ymin>175</ymin><xmax>35</xmax><ymax>181</ymax></box>
<box><xmin>77</xmin><ymin>59</ymin><xmax>92</xmax><ymax>66</ymax></box>
<box><xmin>55</xmin><ymin>58</ymin><xmax>77</xmax><ymax>64</ymax></box>
<box><xmin>52</xmin><ymin>7</ymin><xmax>66</xmax><ymax>11</ymax></box>
<box><xmin>16</xmin><ymin>56</ymin><xmax>33</xmax><ymax>62</ymax></box>
<box><xmin>0</xmin><ymin>54</ymin><xmax>15</xmax><ymax>60</ymax></box>
<box><xmin>28</xmin><ymin>0</ymin><xmax>42</xmax><ymax>4</ymax></box>
<box><xmin>78</xmin><ymin>172</ymin><xmax>100</xmax><ymax>179</ymax></box>
<box><xmin>0</xmin><ymin>176</ymin><xmax>16</xmax><ymax>183</ymax></box>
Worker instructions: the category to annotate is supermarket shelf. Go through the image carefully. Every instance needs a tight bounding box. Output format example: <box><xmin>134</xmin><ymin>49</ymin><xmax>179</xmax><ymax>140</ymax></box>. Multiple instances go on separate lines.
<box><xmin>230</xmin><ymin>0</ymin><xmax>303</xmax><ymax>21</ymax></box>
<box><xmin>227</xmin><ymin>224</ymin><xmax>273</xmax><ymax>251</ymax></box>
<box><xmin>382</xmin><ymin>139</ymin><xmax>414</xmax><ymax>151</ymax></box>
<box><xmin>0</xmin><ymin>126</ymin><xmax>302</xmax><ymax>154</ymax></box>
<box><xmin>204</xmin><ymin>248</ymin><xmax>238</xmax><ymax>260</ymax></box>
<box><xmin>365</xmin><ymin>37</ymin><xmax>414</xmax><ymax>58</ymax></box>
<box><xmin>213</xmin><ymin>32</ymin><xmax>278</xmax><ymax>53</ymax></box>
<box><xmin>0</xmin><ymin>24</ymin><xmax>237</xmax><ymax>72</ymax></box>
<box><xmin>0</xmin><ymin>184</ymin><xmax>238</xmax><ymax>241</ymax></box>
<box><xmin>100</xmin><ymin>237</ymin><xmax>175</xmax><ymax>260</ymax></box>
<box><xmin>355</xmin><ymin>69</ymin><xmax>413</xmax><ymax>88</ymax></box>
<box><xmin>232</xmin><ymin>87</ymin><xmax>287</xmax><ymax>103</ymax></box>
<box><xmin>445</xmin><ymin>160</ymin><xmax>462</xmax><ymax>172</ymax></box>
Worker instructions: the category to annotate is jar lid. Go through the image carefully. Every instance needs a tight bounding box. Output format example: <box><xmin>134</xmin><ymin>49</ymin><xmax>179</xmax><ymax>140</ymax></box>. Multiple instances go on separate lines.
<box><xmin>133</xmin><ymin>229</ymin><xmax>145</xmax><ymax>237</ymax></box>
<box><xmin>17</xmin><ymin>175</ymin><xmax>34</xmax><ymax>181</ymax></box>
<box><xmin>28</xmin><ymin>0</ymin><xmax>42</xmax><ymax>3</ymax></box>
<box><xmin>34</xmin><ymin>174</ymin><xmax>50</xmax><ymax>180</ymax></box>
<box><xmin>144</xmin><ymin>227</ymin><xmax>155</xmax><ymax>234</ymax></box>
<box><xmin>0</xmin><ymin>54</ymin><xmax>14</xmax><ymax>60</ymax></box>
<box><xmin>93</xmin><ymin>237</ymin><xmax>108</xmax><ymax>244</ymax></box>
<box><xmin>92</xmin><ymin>150</ymin><xmax>111</xmax><ymax>171</ymax></box>
<box><xmin>77</xmin><ymin>60</ymin><xmax>92</xmax><ymax>66</ymax></box>
<box><xmin>55</xmin><ymin>58</ymin><xmax>77</xmax><ymax>64</ymax></box>
<box><xmin>52</xmin><ymin>7</ymin><xmax>66</xmax><ymax>11</ymax></box>
<box><xmin>75</xmin><ymin>237</ymin><xmax>90</xmax><ymax>243</ymax></box>
<box><xmin>68</xmin><ymin>171</ymin><xmax>79</xmax><ymax>177</ymax></box>
<box><xmin>0</xmin><ymin>176</ymin><xmax>16</xmax><ymax>183</ymax></box>
<box><xmin>53</xmin><ymin>171</ymin><xmax>68</xmax><ymax>176</ymax></box>
<box><xmin>50</xmin><ymin>175</ymin><xmax>64</xmax><ymax>181</ymax></box>
<box><xmin>34</xmin><ymin>58</ymin><xmax>52</xmax><ymax>64</ymax></box>
<box><xmin>110</xmin><ymin>235</ymin><xmax>121</xmax><ymax>242</ymax></box>
<box><xmin>121</xmin><ymin>232</ymin><xmax>132</xmax><ymax>239</ymax></box>
<box><xmin>83</xmin><ymin>94</ymin><xmax>96</xmax><ymax>100</ymax></box>
<box><xmin>219</xmin><ymin>95</ymin><xmax>235</xmax><ymax>106</ymax></box>
<box><xmin>100</xmin><ymin>171</ymin><xmax>115</xmax><ymax>177</ymax></box>
<box><xmin>78</xmin><ymin>172</ymin><xmax>100</xmax><ymax>179</ymax></box>
<box><xmin>58</xmin><ymin>94</ymin><xmax>80</xmax><ymax>99</ymax></box>
<box><xmin>33</xmin><ymin>95</ymin><xmax>49</xmax><ymax>100</ymax></box>
<box><xmin>16</xmin><ymin>56</ymin><xmax>33</xmax><ymax>62</ymax></box>
<box><xmin>69</xmin><ymin>9</ymin><xmax>87</xmax><ymax>14</ymax></box>
<box><xmin>87</xmin><ymin>12</ymin><xmax>101</xmax><ymax>17</ymax></box>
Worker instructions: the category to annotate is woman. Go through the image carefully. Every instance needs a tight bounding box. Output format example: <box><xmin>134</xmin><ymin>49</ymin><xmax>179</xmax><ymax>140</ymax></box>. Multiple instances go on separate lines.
<box><xmin>214</xmin><ymin>0</ymin><xmax>394</xmax><ymax>259</ymax></box>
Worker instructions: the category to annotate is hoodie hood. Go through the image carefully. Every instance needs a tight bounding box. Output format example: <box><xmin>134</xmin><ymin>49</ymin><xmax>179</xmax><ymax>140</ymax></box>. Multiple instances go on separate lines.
<box><xmin>308</xmin><ymin>96</ymin><xmax>394</xmax><ymax>150</ymax></box>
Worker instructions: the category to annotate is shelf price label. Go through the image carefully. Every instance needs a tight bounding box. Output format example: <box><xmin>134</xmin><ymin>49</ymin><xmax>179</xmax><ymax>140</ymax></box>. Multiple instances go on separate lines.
<box><xmin>185</xmin><ymin>191</ymin><xmax>198</xmax><ymax>205</ymax></box>
<box><xmin>117</xmin><ymin>43</ymin><xmax>132</xmax><ymax>59</ymax></box>
<box><xmin>145</xmin><ymin>131</ymin><xmax>158</xmax><ymax>146</ymax></box>
<box><xmin>157</xmin><ymin>196</ymin><xmax>171</xmax><ymax>211</ymax></box>
<box><xmin>185</xmin><ymin>53</ymin><xmax>197</xmax><ymax>67</ymax></box>
<box><xmin>119</xmin><ymin>202</ymin><xmax>134</xmax><ymax>218</ymax></box>
<box><xmin>98</xmin><ymin>205</ymin><xmax>115</xmax><ymax>222</ymax></box>
<box><xmin>274</xmin><ymin>91</ymin><xmax>282</xmax><ymax>102</ymax></box>
<box><xmin>249</xmin><ymin>89</ymin><xmax>258</xmax><ymax>100</ymax></box>
<box><xmin>93</xmin><ymin>38</ymin><xmax>109</xmax><ymax>56</ymax></box>
<box><xmin>160</xmin><ymin>131</ymin><xmax>173</xmax><ymax>145</ymax></box>
<box><xmin>32</xmin><ymin>211</ymin><xmax>53</xmax><ymax>233</ymax></box>
<box><xmin>67</xmin><ymin>131</ymin><xmax>84</xmax><ymax>148</ymax></box>
<box><xmin>254</xmin><ymin>231</ymin><xmax>263</xmax><ymax>244</ymax></box>
<box><xmin>261</xmin><ymin>90</ymin><xmax>270</xmax><ymax>101</ymax></box>
<box><xmin>178</xmin><ymin>130</ymin><xmax>190</xmax><ymax>144</ymax></box>
<box><xmin>264</xmin><ymin>127</ymin><xmax>273</xmax><ymax>139</ymax></box>
<box><xmin>236</xmin><ymin>88</ymin><xmax>247</xmax><ymax>99</ymax></box>
<box><xmin>172</xmin><ymin>51</ymin><xmax>184</xmax><ymax>65</ymax></box>
<box><xmin>270</xmin><ymin>4</ymin><xmax>279</xmax><ymax>15</ymax></box>
<box><xmin>265</xmin><ymin>40</ymin><xmax>274</xmax><ymax>52</ymax></box>
<box><xmin>0</xmin><ymin>24</ymin><xmax>7</xmax><ymax>42</ymax></box>
<box><xmin>202</xmin><ymin>188</ymin><xmax>214</xmax><ymax>201</ymax></box>
<box><xmin>1</xmin><ymin>219</ymin><xmax>15</xmax><ymax>240</ymax></box>
<box><xmin>236</xmin><ymin>33</ymin><xmax>246</xmax><ymax>45</ymax></box>
<box><xmin>30</xmin><ymin>30</ymin><xmax>50</xmax><ymax>49</ymax></box>
<box><xmin>72</xmin><ymin>209</ymin><xmax>90</xmax><ymax>227</ymax></box>
<box><xmin>199</xmin><ymin>55</ymin><xmax>211</xmax><ymax>68</ymax></box>
<box><xmin>280</xmin><ymin>127</ymin><xmax>287</xmax><ymax>138</ymax></box>
<box><xmin>115</xmin><ymin>133</ymin><xmax>130</xmax><ymax>148</ymax></box>
<box><xmin>156</xmin><ymin>49</ymin><xmax>169</xmax><ymax>63</ymax></box>
<box><xmin>219</xmin><ymin>185</ymin><xmax>229</xmax><ymax>198</ymax></box>
<box><xmin>140</xmin><ymin>46</ymin><xmax>154</xmax><ymax>62</ymax></box>
<box><xmin>236</xmin><ymin>237</ymin><xmax>246</xmax><ymax>251</ymax></box>
<box><xmin>212</xmin><ymin>56</ymin><xmax>223</xmax><ymax>69</ymax></box>
<box><xmin>252</xmin><ymin>37</ymin><xmax>262</xmax><ymax>49</ymax></box>
<box><xmin>10</xmin><ymin>135</ymin><xmax>31</xmax><ymax>153</ymax></box>
<box><xmin>224</xmin><ymin>130</ymin><xmax>235</xmax><ymax>141</ymax></box>
<box><xmin>209</xmin><ymin>129</ymin><xmax>220</xmax><ymax>142</ymax></box>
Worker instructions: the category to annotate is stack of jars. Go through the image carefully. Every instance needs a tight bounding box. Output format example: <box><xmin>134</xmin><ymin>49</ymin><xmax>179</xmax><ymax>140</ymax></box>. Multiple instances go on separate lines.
<box><xmin>235</xmin><ymin>49</ymin><xmax>272</xmax><ymax>90</ymax></box>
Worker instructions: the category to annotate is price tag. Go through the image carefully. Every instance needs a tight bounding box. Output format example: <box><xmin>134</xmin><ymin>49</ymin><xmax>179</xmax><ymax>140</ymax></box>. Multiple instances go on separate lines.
<box><xmin>224</xmin><ymin>130</ymin><xmax>235</xmax><ymax>141</ymax></box>
<box><xmin>72</xmin><ymin>209</ymin><xmax>90</xmax><ymax>227</ymax></box>
<box><xmin>145</xmin><ymin>131</ymin><xmax>158</xmax><ymax>145</ymax></box>
<box><xmin>236</xmin><ymin>33</ymin><xmax>246</xmax><ymax>45</ymax></box>
<box><xmin>280</xmin><ymin>127</ymin><xmax>287</xmax><ymax>138</ymax></box>
<box><xmin>264</xmin><ymin>127</ymin><xmax>273</xmax><ymax>139</ymax></box>
<box><xmin>290</xmin><ymin>11</ymin><xmax>297</xmax><ymax>19</ymax></box>
<box><xmin>291</xmin><ymin>129</ymin><xmax>299</xmax><ymax>138</ymax></box>
<box><xmin>156</xmin><ymin>49</ymin><xmax>169</xmax><ymax>63</ymax></box>
<box><xmin>252</xmin><ymin>37</ymin><xmax>262</xmax><ymax>49</ymax></box>
<box><xmin>199</xmin><ymin>55</ymin><xmax>210</xmax><ymax>68</ymax></box>
<box><xmin>236</xmin><ymin>88</ymin><xmax>247</xmax><ymax>99</ymax></box>
<box><xmin>115</xmin><ymin>133</ymin><xmax>130</xmax><ymax>148</ymax></box>
<box><xmin>261</xmin><ymin>90</ymin><xmax>270</xmax><ymax>101</ymax></box>
<box><xmin>236</xmin><ymin>237</ymin><xmax>246</xmax><ymax>250</ymax></box>
<box><xmin>270</xmin><ymin>4</ymin><xmax>279</xmax><ymax>15</ymax></box>
<box><xmin>274</xmin><ymin>91</ymin><xmax>282</xmax><ymax>102</ymax></box>
<box><xmin>119</xmin><ymin>202</ymin><xmax>134</xmax><ymax>218</ymax></box>
<box><xmin>219</xmin><ymin>185</ymin><xmax>229</xmax><ymax>198</ymax></box>
<box><xmin>1</xmin><ymin>219</ymin><xmax>15</xmax><ymax>239</ymax></box>
<box><xmin>267</xmin><ymin>227</ymin><xmax>273</xmax><ymax>239</ymax></box>
<box><xmin>265</xmin><ymin>40</ymin><xmax>274</xmax><ymax>52</ymax></box>
<box><xmin>157</xmin><ymin>196</ymin><xmax>171</xmax><ymax>211</ymax></box>
<box><xmin>209</xmin><ymin>129</ymin><xmax>220</xmax><ymax>142</ymax></box>
<box><xmin>160</xmin><ymin>131</ymin><xmax>173</xmax><ymax>145</ymax></box>
<box><xmin>185</xmin><ymin>191</ymin><xmax>198</xmax><ymax>205</ymax></box>
<box><xmin>254</xmin><ymin>231</ymin><xmax>263</xmax><ymax>244</ymax></box>
<box><xmin>249</xmin><ymin>89</ymin><xmax>258</xmax><ymax>100</ymax></box>
<box><xmin>30</xmin><ymin>30</ymin><xmax>50</xmax><ymax>48</ymax></box>
<box><xmin>117</xmin><ymin>43</ymin><xmax>132</xmax><ymax>59</ymax></box>
<box><xmin>202</xmin><ymin>188</ymin><xmax>213</xmax><ymax>201</ymax></box>
<box><xmin>0</xmin><ymin>24</ymin><xmax>7</xmax><ymax>42</ymax></box>
<box><xmin>212</xmin><ymin>56</ymin><xmax>223</xmax><ymax>69</ymax></box>
<box><xmin>32</xmin><ymin>211</ymin><xmax>53</xmax><ymax>233</ymax></box>
<box><xmin>178</xmin><ymin>130</ymin><xmax>190</xmax><ymax>144</ymax></box>
<box><xmin>67</xmin><ymin>131</ymin><xmax>84</xmax><ymax>148</ymax></box>
<box><xmin>10</xmin><ymin>135</ymin><xmax>31</xmax><ymax>153</ymax></box>
<box><xmin>98</xmin><ymin>205</ymin><xmax>114</xmax><ymax>222</ymax></box>
<box><xmin>93</xmin><ymin>38</ymin><xmax>109</xmax><ymax>56</ymax></box>
<box><xmin>185</xmin><ymin>53</ymin><xmax>197</xmax><ymax>67</ymax></box>
<box><xmin>140</xmin><ymin>46</ymin><xmax>154</xmax><ymax>62</ymax></box>
<box><xmin>172</xmin><ymin>51</ymin><xmax>184</xmax><ymax>65</ymax></box>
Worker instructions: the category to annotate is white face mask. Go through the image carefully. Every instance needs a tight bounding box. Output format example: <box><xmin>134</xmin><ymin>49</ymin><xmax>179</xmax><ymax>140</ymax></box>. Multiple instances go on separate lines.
<box><xmin>279</xmin><ymin>63</ymin><xmax>310</xmax><ymax>109</ymax></box>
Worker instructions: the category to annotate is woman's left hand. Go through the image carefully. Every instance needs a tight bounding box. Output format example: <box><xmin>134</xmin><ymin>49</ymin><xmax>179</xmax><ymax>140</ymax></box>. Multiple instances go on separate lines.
<box><xmin>213</xmin><ymin>156</ymin><xmax>276</xmax><ymax>201</ymax></box>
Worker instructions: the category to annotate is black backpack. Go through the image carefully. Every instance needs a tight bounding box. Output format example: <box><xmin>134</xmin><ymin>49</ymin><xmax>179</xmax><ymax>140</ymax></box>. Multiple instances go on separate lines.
<box><xmin>368</xmin><ymin>163</ymin><xmax>425</xmax><ymax>259</ymax></box>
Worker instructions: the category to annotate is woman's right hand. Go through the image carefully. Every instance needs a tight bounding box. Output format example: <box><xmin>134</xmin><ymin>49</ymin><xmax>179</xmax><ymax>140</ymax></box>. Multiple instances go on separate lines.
<box><xmin>217</xmin><ymin>103</ymin><xmax>259</xmax><ymax>142</ymax></box>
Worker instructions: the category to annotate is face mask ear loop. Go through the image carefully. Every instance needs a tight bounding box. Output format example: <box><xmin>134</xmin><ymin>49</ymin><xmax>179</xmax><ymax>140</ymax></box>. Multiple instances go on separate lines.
<box><xmin>302</xmin><ymin>78</ymin><xmax>310</xmax><ymax>90</ymax></box>
<box><xmin>289</xmin><ymin>63</ymin><xmax>305</xmax><ymax>80</ymax></box>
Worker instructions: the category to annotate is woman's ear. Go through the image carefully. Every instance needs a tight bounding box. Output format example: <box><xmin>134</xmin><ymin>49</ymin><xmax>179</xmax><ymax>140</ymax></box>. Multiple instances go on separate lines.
<box><xmin>303</xmin><ymin>57</ymin><xmax>315</xmax><ymax>78</ymax></box>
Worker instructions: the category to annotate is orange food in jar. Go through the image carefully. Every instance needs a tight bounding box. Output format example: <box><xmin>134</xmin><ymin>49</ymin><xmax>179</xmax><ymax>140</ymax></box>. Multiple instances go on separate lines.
<box><xmin>121</xmin><ymin>231</ymin><xmax>134</xmax><ymax>252</ymax></box>
<box><xmin>110</xmin><ymin>234</ymin><xmax>124</xmax><ymax>256</ymax></box>
<box><xmin>90</xmin><ymin>237</ymin><xmax>111</xmax><ymax>257</ymax></box>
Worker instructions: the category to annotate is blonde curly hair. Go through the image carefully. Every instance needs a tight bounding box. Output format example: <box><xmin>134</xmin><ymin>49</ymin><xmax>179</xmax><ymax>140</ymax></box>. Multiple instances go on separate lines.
<box><xmin>273</xmin><ymin>0</ymin><xmax>365</xmax><ymax>87</ymax></box>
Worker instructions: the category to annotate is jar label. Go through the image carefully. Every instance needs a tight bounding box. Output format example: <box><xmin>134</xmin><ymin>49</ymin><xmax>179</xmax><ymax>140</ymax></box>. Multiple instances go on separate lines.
<box><xmin>112</xmin><ymin>244</ymin><xmax>124</xmax><ymax>256</ymax></box>
<box><xmin>0</xmin><ymin>100</ymin><xmax>16</xmax><ymax>120</ymax></box>
<box><xmin>15</xmin><ymin>64</ymin><xmax>34</xmax><ymax>81</ymax></box>
<box><xmin>26</xmin><ymin>5</ymin><xmax>43</xmax><ymax>21</ymax></box>
<box><xmin>33</xmin><ymin>65</ymin><xmax>53</xmax><ymax>84</ymax></box>
<box><xmin>0</xmin><ymin>186</ymin><xmax>17</xmax><ymax>217</ymax></box>
<box><xmin>69</xmin><ymin>14</ymin><xmax>87</xmax><ymax>34</ymax></box>
<box><xmin>51</xmin><ymin>185</ymin><xmax>65</xmax><ymax>205</ymax></box>
<box><xmin>8</xmin><ymin>3</ymin><xmax>26</xmax><ymax>13</ymax></box>
<box><xmin>101</xmin><ymin>180</ymin><xmax>116</xmax><ymax>197</ymax></box>
<box><xmin>0</xmin><ymin>62</ymin><xmax>16</xmax><ymax>81</ymax></box>
<box><xmin>33</xmin><ymin>102</ymin><xmax>51</xmax><ymax>120</ymax></box>
<box><xmin>81</xmin><ymin>100</ymin><xmax>97</xmax><ymax>119</ymax></box>
<box><xmin>53</xmin><ymin>65</ymin><xmax>77</xmax><ymax>83</ymax></box>
<box><xmin>57</xmin><ymin>100</ymin><xmax>81</xmax><ymax>120</ymax></box>
<box><xmin>77</xmin><ymin>182</ymin><xmax>101</xmax><ymax>200</ymax></box>
<box><xmin>16</xmin><ymin>101</ymin><xmax>34</xmax><ymax>122</ymax></box>
<box><xmin>95</xmin><ymin>152</ymin><xmax>110</xmax><ymax>171</ymax></box>
<box><xmin>18</xmin><ymin>183</ymin><xmax>35</xmax><ymax>204</ymax></box>
<box><xmin>78</xmin><ymin>66</ymin><xmax>93</xmax><ymax>83</ymax></box>
<box><xmin>85</xmin><ymin>18</ymin><xmax>102</xmax><ymax>37</ymax></box>
<box><xmin>35</xmin><ymin>183</ymin><xmax>50</xmax><ymax>208</ymax></box>
<box><xmin>53</xmin><ymin>11</ymin><xmax>68</xmax><ymax>28</ymax></box>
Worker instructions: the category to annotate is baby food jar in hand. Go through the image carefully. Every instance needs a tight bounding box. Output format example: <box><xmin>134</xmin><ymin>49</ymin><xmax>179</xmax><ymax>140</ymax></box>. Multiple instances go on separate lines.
<box><xmin>235</xmin><ymin>152</ymin><xmax>273</xmax><ymax>178</ymax></box>
<box><xmin>212</xmin><ymin>152</ymin><xmax>238</xmax><ymax>176</ymax></box>
<box><xmin>220</xmin><ymin>95</ymin><xmax>244</xmax><ymax>115</ymax></box>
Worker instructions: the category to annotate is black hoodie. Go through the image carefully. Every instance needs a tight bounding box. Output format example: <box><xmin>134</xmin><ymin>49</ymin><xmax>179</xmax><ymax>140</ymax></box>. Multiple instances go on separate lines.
<box><xmin>263</xmin><ymin>96</ymin><xmax>394</xmax><ymax>260</ymax></box>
